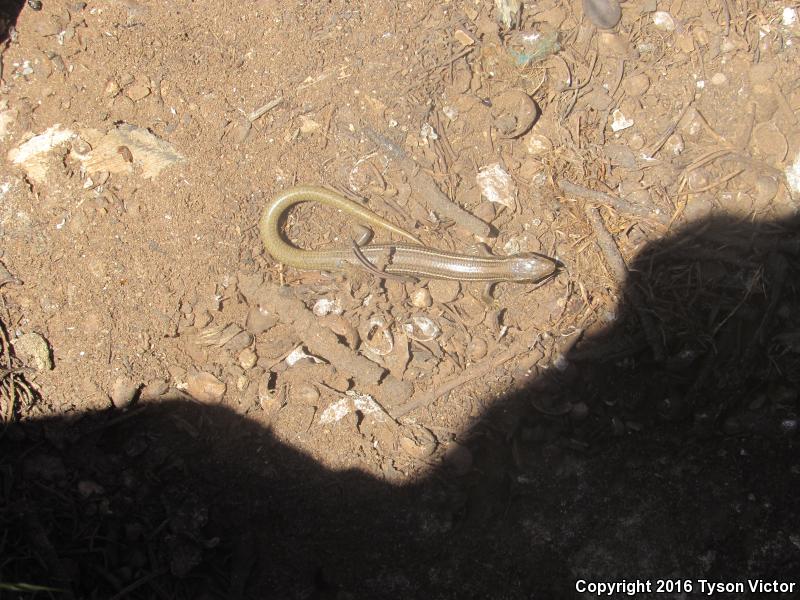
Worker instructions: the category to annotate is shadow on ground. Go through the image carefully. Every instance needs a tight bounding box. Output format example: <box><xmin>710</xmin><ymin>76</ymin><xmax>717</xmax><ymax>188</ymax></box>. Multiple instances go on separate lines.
<box><xmin>2</xmin><ymin>212</ymin><xmax>800</xmax><ymax>599</ymax></box>
<box><xmin>0</xmin><ymin>1</ymin><xmax>25</xmax><ymax>46</ymax></box>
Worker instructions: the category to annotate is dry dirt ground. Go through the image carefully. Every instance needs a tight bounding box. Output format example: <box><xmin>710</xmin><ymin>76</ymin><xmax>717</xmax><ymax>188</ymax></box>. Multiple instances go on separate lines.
<box><xmin>1</xmin><ymin>0</ymin><xmax>800</xmax><ymax>598</ymax></box>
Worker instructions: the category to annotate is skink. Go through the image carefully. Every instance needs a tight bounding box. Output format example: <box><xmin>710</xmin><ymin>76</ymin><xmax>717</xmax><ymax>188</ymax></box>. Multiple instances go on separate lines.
<box><xmin>259</xmin><ymin>185</ymin><xmax>558</xmax><ymax>283</ymax></box>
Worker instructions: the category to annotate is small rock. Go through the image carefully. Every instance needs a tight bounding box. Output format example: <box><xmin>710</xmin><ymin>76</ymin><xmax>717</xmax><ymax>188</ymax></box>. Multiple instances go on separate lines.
<box><xmin>35</xmin><ymin>19</ymin><xmax>62</xmax><ymax>37</ymax></box>
<box><xmin>710</xmin><ymin>72</ymin><xmax>727</xmax><ymax>86</ymax></box>
<box><xmin>298</xmin><ymin>115</ymin><xmax>320</xmax><ymax>135</ymax></box>
<box><xmin>443</xmin><ymin>442</ymin><xmax>473</xmax><ymax>475</ymax></box>
<box><xmin>526</xmin><ymin>133</ymin><xmax>553</xmax><ymax>155</ymax></box>
<box><xmin>403</xmin><ymin>316</ymin><xmax>441</xmax><ymax>342</ymax></box>
<box><xmin>454</xmin><ymin>29</ymin><xmax>476</xmax><ymax>46</ymax></box>
<box><xmin>185</xmin><ymin>370</ymin><xmax>226</xmax><ymax>403</ymax></box>
<box><xmin>472</xmin><ymin>201</ymin><xmax>497</xmax><ymax>223</ymax></box>
<box><xmin>104</xmin><ymin>79</ymin><xmax>121</xmax><ymax>98</ymax></box>
<box><xmin>399</xmin><ymin>425</ymin><xmax>437</xmax><ymax>459</ymax></box>
<box><xmin>228</xmin><ymin>119</ymin><xmax>252</xmax><ymax>144</ymax></box>
<box><xmin>246</xmin><ymin>305</ymin><xmax>277</xmax><ymax>334</ymax></box>
<box><xmin>652</xmin><ymin>11</ymin><xmax>676</xmax><ymax>31</ymax></box>
<box><xmin>610</xmin><ymin>108</ymin><xmax>634</xmax><ymax>132</ymax></box>
<box><xmin>583</xmin><ymin>0</ymin><xmax>621</xmax><ymax>29</ymax></box>
<box><xmin>683</xmin><ymin>195</ymin><xmax>714</xmax><ymax>221</ymax></box>
<box><xmin>664</xmin><ymin>133</ymin><xmax>684</xmax><ymax>155</ymax></box>
<box><xmin>687</xmin><ymin>168</ymin><xmax>710</xmax><ymax>190</ymax></box>
<box><xmin>238</xmin><ymin>347</ymin><xmax>258</xmax><ymax>370</ymax></box>
<box><xmin>429</xmin><ymin>279</ymin><xmax>461</xmax><ymax>303</ymax></box>
<box><xmin>411</xmin><ymin>288</ymin><xmax>433</xmax><ymax>308</ymax></box>
<box><xmin>312</xmin><ymin>298</ymin><xmax>341</xmax><ymax>317</ymax></box>
<box><xmin>167</xmin><ymin>364</ymin><xmax>187</xmax><ymax>383</ymax></box>
<box><xmin>126</xmin><ymin>83</ymin><xmax>151</xmax><ymax>102</ymax></box>
<box><xmin>292</xmin><ymin>383</ymin><xmax>320</xmax><ymax>404</ymax></box>
<box><xmin>628</xmin><ymin>132</ymin><xmax>646</xmax><ymax>151</ymax></box>
<box><xmin>753</xmin><ymin>175</ymin><xmax>779</xmax><ymax>208</ymax></box>
<box><xmin>141</xmin><ymin>378</ymin><xmax>169</xmax><ymax>401</ymax></box>
<box><xmin>223</xmin><ymin>330</ymin><xmax>253</xmax><ymax>354</ymax></box>
<box><xmin>466</xmin><ymin>338</ymin><xmax>488</xmax><ymax>362</ymax></box>
<box><xmin>110</xmin><ymin>376</ymin><xmax>139</xmax><ymax>408</ymax></box>
<box><xmin>598</xmin><ymin>32</ymin><xmax>631</xmax><ymax>56</ymax></box>
<box><xmin>12</xmin><ymin>332</ymin><xmax>53</xmax><ymax>371</ymax></box>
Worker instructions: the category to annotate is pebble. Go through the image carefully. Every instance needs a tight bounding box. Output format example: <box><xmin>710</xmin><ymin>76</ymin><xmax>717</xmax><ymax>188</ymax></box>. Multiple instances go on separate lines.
<box><xmin>710</xmin><ymin>72</ymin><xmax>727</xmax><ymax>86</ymax></box>
<box><xmin>652</xmin><ymin>11</ymin><xmax>676</xmax><ymax>31</ymax></box>
<box><xmin>185</xmin><ymin>370</ymin><xmax>226</xmax><ymax>403</ymax></box>
<box><xmin>454</xmin><ymin>29</ymin><xmax>476</xmax><ymax>46</ymax></box>
<box><xmin>411</xmin><ymin>288</ymin><xmax>433</xmax><ymax>308</ymax></box>
<box><xmin>526</xmin><ymin>133</ymin><xmax>553</xmax><ymax>155</ymax></box>
<box><xmin>598</xmin><ymin>32</ymin><xmax>630</xmax><ymax>56</ymax></box>
<box><xmin>752</xmin><ymin>123</ymin><xmax>788</xmax><ymax>160</ymax></box>
<box><xmin>687</xmin><ymin>168</ymin><xmax>710</xmax><ymax>190</ymax></box>
<box><xmin>312</xmin><ymin>298</ymin><xmax>341</xmax><ymax>316</ymax></box>
<box><xmin>472</xmin><ymin>201</ymin><xmax>497</xmax><ymax>223</ymax></box>
<box><xmin>664</xmin><ymin>133</ymin><xmax>684</xmax><ymax>156</ymax></box>
<box><xmin>610</xmin><ymin>109</ymin><xmax>634</xmax><ymax>132</ymax></box>
<box><xmin>682</xmin><ymin>195</ymin><xmax>714</xmax><ymax>221</ymax></box>
<box><xmin>403</xmin><ymin>316</ymin><xmax>440</xmax><ymax>341</ymax></box>
<box><xmin>229</xmin><ymin>119</ymin><xmax>252</xmax><ymax>144</ymax></box>
<box><xmin>11</xmin><ymin>333</ymin><xmax>53</xmax><ymax>371</ymax></box>
<box><xmin>399</xmin><ymin>425</ymin><xmax>437</xmax><ymax>459</ymax></box>
<box><xmin>466</xmin><ymin>337</ymin><xmax>488</xmax><ymax>361</ymax></box>
<box><xmin>223</xmin><ymin>330</ymin><xmax>253</xmax><ymax>354</ymax></box>
<box><xmin>110</xmin><ymin>376</ymin><xmax>139</xmax><ymax>408</ymax></box>
<box><xmin>429</xmin><ymin>279</ymin><xmax>461</xmax><ymax>303</ymax></box>
<box><xmin>292</xmin><ymin>383</ymin><xmax>320</xmax><ymax>404</ymax></box>
<box><xmin>751</xmin><ymin>84</ymin><xmax>778</xmax><ymax>122</ymax></box>
<box><xmin>753</xmin><ymin>175</ymin><xmax>779</xmax><ymax>207</ymax></box>
<box><xmin>238</xmin><ymin>347</ymin><xmax>258</xmax><ymax>370</ymax></box>
<box><xmin>443</xmin><ymin>442</ymin><xmax>473</xmax><ymax>475</ymax></box>
<box><xmin>103</xmin><ymin>79</ymin><xmax>120</xmax><ymax>98</ymax></box>
<box><xmin>583</xmin><ymin>0</ymin><xmax>621</xmax><ymax>29</ymax></box>
<box><xmin>628</xmin><ymin>132</ymin><xmax>646</xmax><ymax>150</ymax></box>
<box><xmin>140</xmin><ymin>378</ymin><xmax>169</xmax><ymax>401</ymax></box>
<box><xmin>126</xmin><ymin>83</ymin><xmax>151</xmax><ymax>102</ymax></box>
<box><xmin>246</xmin><ymin>305</ymin><xmax>277</xmax><ymax>334</ymax></box>
<box><xmin>35</xmin><ymin>19</ymin><xmax>62</xmax><ymax>37</ymax></box>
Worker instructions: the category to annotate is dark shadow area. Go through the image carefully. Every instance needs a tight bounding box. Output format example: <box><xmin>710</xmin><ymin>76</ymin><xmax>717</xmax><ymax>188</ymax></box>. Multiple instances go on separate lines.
<box><xmin>2</xmin><ymin>212</ymin><xmax>800</xmax><ymax>599</ymax></box>
<box><xmin>0</xmin><ymin>0</ymin><xmax>25</xmax><ymax>45</ymax></box>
